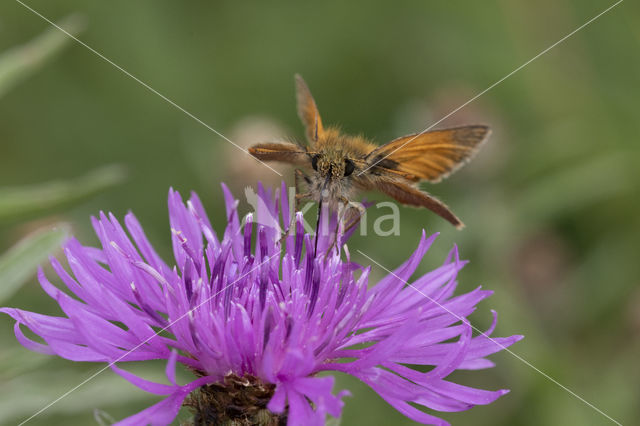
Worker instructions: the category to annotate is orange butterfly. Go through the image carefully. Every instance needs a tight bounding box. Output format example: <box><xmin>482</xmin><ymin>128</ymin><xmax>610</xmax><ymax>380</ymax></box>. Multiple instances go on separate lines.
<box><xmin>249</xmin><ymin>75</ymin><xmax>490</xmax><ymax>229</ymax></box>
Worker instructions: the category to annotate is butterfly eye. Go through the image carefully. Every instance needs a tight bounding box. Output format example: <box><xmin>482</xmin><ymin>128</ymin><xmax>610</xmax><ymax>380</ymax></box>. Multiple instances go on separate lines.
<box><xmin>311</xmin><ymin>155</ymin><xmax>319</xmax><ymax>171</ymax></box>
<box><xmin>344</xmin><ymin>159</ymin><xmax>355</xmax><ymax>176</ymax></box>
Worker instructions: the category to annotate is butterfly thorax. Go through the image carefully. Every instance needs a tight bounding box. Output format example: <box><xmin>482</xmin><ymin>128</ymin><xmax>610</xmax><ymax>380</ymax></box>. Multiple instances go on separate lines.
<box><xmin>313</xmin><ymin>128</ymin><xmax>375</xmax><ymax>157</ymax></box>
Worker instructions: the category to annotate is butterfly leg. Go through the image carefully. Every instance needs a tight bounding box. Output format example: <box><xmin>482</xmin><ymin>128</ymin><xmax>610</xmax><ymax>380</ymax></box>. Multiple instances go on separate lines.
<box><xmin>277</xmin><ymin>191</ymin><xmax>314</xmax><ymax>247</ymax></box>
<box><xmin>292</xmin><ymin>169</ymin><xmax>323</xmax><ymax>256</ymax></box>
<box><xmin>278</xmin><ymin>191</ymin><xmax>313</xmax><ymax>245</ymax></box>
<box><xmin>323</xmin><ymin>197</ymin><xmax>365</xmax><ymax>255</ymax></box>
<box><xmin>338</xmin><ymin>196</ymin><xmax>366</xmax><ymax>234</ymax></box>
<box><xmin>324</xmin><ymin>198</ymin><xmax>346</xmax><ymax>255</ymax></box>
<box><xmin>342</xmin><ymin>201</ymin><xmax>366</xmax><ymax>236</ymax></box>
<box><xmin>278</xmin><ymin>169</ymin><xmax>313</xmax><ymax>245</ymax></box>
<box><xmin>294</xmin><ymin>168</ymin><xmax>313</xmax><ymax>210</ymax></box>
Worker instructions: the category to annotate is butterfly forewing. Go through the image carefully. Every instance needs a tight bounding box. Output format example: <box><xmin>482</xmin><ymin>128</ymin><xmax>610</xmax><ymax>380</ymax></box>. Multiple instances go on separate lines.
<box><xmin>365</xmin><ymin>125</ymin><xmax>490</xmax><ymax>183</ymax></box>
<box><xmin>295</xmin><ymin>74</ymin><xmax>324</xmax><ymax>144</ymax></box>
<box><xmin>248</xmin><ymin>142</ymin><xmax>310</xmax><ymax>165</ymax></box>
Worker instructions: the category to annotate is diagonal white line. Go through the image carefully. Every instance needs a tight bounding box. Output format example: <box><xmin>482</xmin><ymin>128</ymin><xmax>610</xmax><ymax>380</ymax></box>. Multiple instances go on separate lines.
<box><xmin>357</xmin><ymin>249</ymin><xmax>623</xmax><ymax>426</ymax></box>
<box><xmin>14</xmin><ymin>0</ymin><xmax>283</xmax><ymax>177</ymax></box>
<box><xmin>18</xmin><ymin>252</ymin><xmax>280</xmax><ymax>425</ymax></box>
<box><xmin>358</xmin><ymin>0</ymin><xmax>624</xmax><ymax>176</ymax></box>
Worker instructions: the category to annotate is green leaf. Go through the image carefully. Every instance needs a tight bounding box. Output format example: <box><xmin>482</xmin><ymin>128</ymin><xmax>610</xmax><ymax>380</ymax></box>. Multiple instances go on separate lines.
<box><xmin>0</xmin><ymin>224</ymin><xmax>70</xmax><ymax>303</ymax></box>
<box><xmin>0</xmin><ymin>14</ymin><xmax>86</xmax><ymax>98</ymax></box>
<box><xmin>0</xmin><ymin>164</ymin><xmax>127</xmax><ymax>224</ymax></box>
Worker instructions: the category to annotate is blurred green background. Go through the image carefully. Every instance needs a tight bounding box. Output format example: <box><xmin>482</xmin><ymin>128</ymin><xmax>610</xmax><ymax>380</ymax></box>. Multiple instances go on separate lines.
<box><xmin>1</xmin><ymin>1</ymin><xmax>639</xmax><ymax>425</ymax></box>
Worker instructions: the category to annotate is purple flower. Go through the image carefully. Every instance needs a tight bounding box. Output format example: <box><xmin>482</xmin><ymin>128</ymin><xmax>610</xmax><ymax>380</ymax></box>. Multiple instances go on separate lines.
<box><xmin>2</xmin><ymin>182</ymin><xmax>522</xmax><ymax>425</ymax></box>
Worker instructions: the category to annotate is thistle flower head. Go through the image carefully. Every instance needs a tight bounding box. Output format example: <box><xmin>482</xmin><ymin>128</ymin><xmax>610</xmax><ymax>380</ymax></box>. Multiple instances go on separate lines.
<box><xmin>2</xmin><ymin>182</ymin><xmax>522</xmax><ymax>425</ymax></box>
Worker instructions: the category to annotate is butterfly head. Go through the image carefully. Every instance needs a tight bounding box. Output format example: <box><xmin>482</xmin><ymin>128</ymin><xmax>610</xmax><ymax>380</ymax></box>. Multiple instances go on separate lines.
<box><xmin>308</xmin><ymin>150</ymin><xmax>356</xmax><ymax>204</ymax></box>
<box><xmin>310</xmin><ymin>152</ymin><xmax>355</xmax><ymax>180</ymax></box>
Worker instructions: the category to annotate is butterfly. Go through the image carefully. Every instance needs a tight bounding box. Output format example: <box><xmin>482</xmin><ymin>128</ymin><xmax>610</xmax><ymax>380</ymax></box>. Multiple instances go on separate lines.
<box><xmin>249</xmin><ymin>75</ymin><xmax>490</xmax><ymax>229</ymax></box>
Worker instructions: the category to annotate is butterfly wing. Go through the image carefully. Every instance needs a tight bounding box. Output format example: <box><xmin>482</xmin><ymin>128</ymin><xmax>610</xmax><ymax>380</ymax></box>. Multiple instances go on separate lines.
<box><xmin>366</xmin><ymin>177</ymin><xmax>464</xmax><ymax>228</ymax></box>
<box><xmin>248</xmin><ymin>142</ymin><xmax>310</xmax><ymax>165</ymax></box>
<box><xmin>295</xmin><ymin>74</ymin><xmax>324</xmax><ymax>144</ymax></box>
<box><xmin>364</xmin><ymin>125</ymin><xmax>490</xmax><ymax>182</ymax></box>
